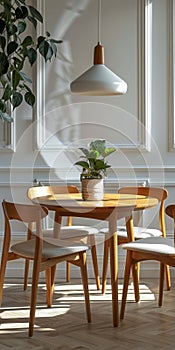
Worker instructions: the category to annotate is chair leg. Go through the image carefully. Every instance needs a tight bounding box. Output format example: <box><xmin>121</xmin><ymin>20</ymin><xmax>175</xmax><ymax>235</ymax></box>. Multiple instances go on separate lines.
<box><xmin>66</xmin><ymin>261</ymin><xmax>71</xmax><ymax>282</ymax></box>
<box><xmin>0</xmin><ymin>245</ymin><xmax>9</xmax><ymax>306</ymax></box>
<box><xmin>24</xmin><ymin>259</ymin><xmax>30</xmax><ymax>291</ymax></box>
<box><xmin>28</xmin><ymin>236</ymin><xmax>42</xmax><ymax>337</ymax></box>
<box><xmin>45</xmin><ymin>267</ymin><xmax>52</xmax><ymax>307</ymax></box>
<box><xmin>51</xmin><ymin>264</ymin><xmax>57</xmax><ymax>292</ymax></box>
<box><xmin>102</xmin><ymin>238</ymin><xmax>109</xmax><ymax>294</ymax></box>
<box><xmin>159</xmin><ymin>262</ymin><xmax>165</xmax><ymax>307</ymax></box>
<box><xmin>131</xmin><ymin>262</ymin><xmax>140</xmax><ymax>303</ymax></box>
<box><xmin>79</xmin><ymin>251</ymin><xmax>91</xmax><ymax>323</ymax></box>
<box><xmin>120</xmin><ymin>251</ymin><xmax>132</xmax><ymax>320</ymax></box>
<box><xmin>89</xmin><ymin>235</ymin><xmax>100</xmax><ymax>290</ymax></box>
<box><xmin>165</xmin><ymin>264</ymin><xmax>171</xmax><ymax>291</ymax></box>
<box><xmin>29</xmin><ymin>266</ymin><xmax>40</xmax><ymax>337</ymax></box>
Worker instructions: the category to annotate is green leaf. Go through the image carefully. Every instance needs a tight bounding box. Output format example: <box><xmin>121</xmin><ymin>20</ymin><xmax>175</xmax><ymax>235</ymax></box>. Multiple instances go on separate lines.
<box><xmin>23</xmin><ymin>83</ymin><xmax>32</xmax><ymax>93</ymax></box>
<box><xmin>13</xmin><ymin>57</ymin><xmax>24</xmax><ymax>71</ymax></box>
<box><xmin>12</xmin><ymin>70</ymin><xmax>20</xmax><ymax>89</ymax></box>
<box><xmin>19</xmin><ymin>71</ymin><xmax>32</xmax><ymax>83</ymax></box>
<box><xmin>17</xmin><ymin>5</ymin><xmax>28</xmax><ymax>18</ymax></box>
<box><xmin>28</xmin><ymin>16</ymin><xmax>37</xmax><ymax>29</ymax></box>
<box><xmin>37</xmin><ymin>36</ymin><xmax>45</xmax><ymax>46</ymax></box>
<box><xmin>89</xmin><ymin>150</ymin><xmax>99</xmax><ymax>159</ymax></box>
<box><xmin>0</xmin><ymin>52</ymin><xmax>9</xmax><ymax>75</ymax></box>
<box><xmin>0</xmin><ymin>75</ymin><xmax>7</xmax><ymax>87</ymax></box>
<box><xmin>11</xmin><ymin>91</ymin><xmax>23</xmax><ymax>108</ymax></box>
<box><xmin>2</xmin><ymin>85</ymin><xmax>12</xmax><ymax>101</ymax></box>
<box><xmin>50</xmin><ymin>41</ymin><xmax>57</xmax><ymax>57</ymax></box>
<box><xmin>0</xmin><ymin>35</ymin><xmax>6</xmax><ymax>51</ymax></box>
<box><xmin>24</xmin><ymin>91</ymin><xmax>35</xmax><ymax>106</ymax></box>
<box><xmin>27</xmin><ymin>47</ymin><xmax>37</xmax><ymax>65</ymax></box>
<box><xmin>103</xmin><ymin>147</ymin><xmax>116</xmax><ymax>158</ymax></box>
<box><xmin>0</xmin><ymin>99</ymin><xmax>6</xmax><ymax>112</ymax></box>
<box><xmin>74</xmin><ymin>161</ymin><xmax>89</xmax><ymax>170</ymax></box>
<box><xmin>3</xmin><ymin>1</ymin><xmax>11</xmax><ymax>14</ymax></box>
<box><xmin>94</xmin><ymin>159</ymin><xmax>110</xmax><ymax>171</ymax></box>
<box><xmin>15</xmin><ymin>7</ymin><xmax>25</xmax><ymax>19</ymax></box>
<box><xmin>38</xmin><ymin>40</ymin><xmax>50</xmax><ymax>60</ymax></box>
<box><xmin>7</xmin><ymin>41</ymin><xmax>18</xmax><ymax>55</ymax></box>
<box><xmin>7</xmin><ymin>23</ymin><xmax>18</xmax><ymax>36</ymax></box>
<box><xmin>79</xmin><ymin>148</ymin><xmax>90</xmax><ymax>158</ymax></box>
<box><xmin>22</xmin><ymin>35</ymin><xmax>33</xmax><ymax>47</ymax></box>
<box><xmin>0</xmin><ymin>19</ymin><xmax>5</xmax><ymax>34</ymax></box>
<box><xmin>29</xmin><ymin>5</ymin><xmax>43</xmax><ymax>23</ymax></box>
<box><xmin>46</xmin><ymin>31</ymin><xmax>50</xmax><ymax>37</ymax></box>
<box><xmin>18</xmin><ymin>21</ymin><xmax>26</xmax><ymax>34</ymax></box>
<box><xmin>28</xmin><ymin>6</ymin><xmax>43</xmax><ymax>23</ymax></box>
<box><xmin>45</xmin><ymin>45</ymin><xmax>53</xmax><ymax>61</ymax></box>
<box><xmin>14</xmin><ymin>0</ymin><xmax>23</xmax><ymax>5</ymax></box>
<box><xmin>0</xmin><ymin>111</ymin><xmax>13</xmax><ymax>122</ymax></box>
<box><xmin>90</xmin><ymin>140</ymin><xmax>106</xmax><ymax>154</ymax></box>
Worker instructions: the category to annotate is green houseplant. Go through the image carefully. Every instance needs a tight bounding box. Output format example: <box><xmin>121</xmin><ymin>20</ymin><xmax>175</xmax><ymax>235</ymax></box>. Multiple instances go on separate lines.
<box><xmin>74</xmin><ymin>139</ymin><xmax>116</xmax><ymax>200</ymax></box>
<box><xmin>0</xmin><ymin>0</ymin><xmax>62</xmax><ymax>122</ymax></box>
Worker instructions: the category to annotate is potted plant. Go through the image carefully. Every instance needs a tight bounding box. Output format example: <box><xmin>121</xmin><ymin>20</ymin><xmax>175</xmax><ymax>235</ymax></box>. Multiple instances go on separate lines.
<box><xmin>0</xmin><ymin>0</ymin><xmax>62</xmax><ymax>122</ymax></box>
<box><xmin>74</xmin><ymin>139</ymin><xmax>116</xmax><ymax>200</ymax></box>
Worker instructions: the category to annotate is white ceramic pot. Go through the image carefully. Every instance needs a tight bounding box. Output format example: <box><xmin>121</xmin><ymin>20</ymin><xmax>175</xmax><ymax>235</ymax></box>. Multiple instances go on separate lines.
<box><xmin>81</xmin><ymin>178</ymin><xmax>104</xmax><ymax>201</ymax></box>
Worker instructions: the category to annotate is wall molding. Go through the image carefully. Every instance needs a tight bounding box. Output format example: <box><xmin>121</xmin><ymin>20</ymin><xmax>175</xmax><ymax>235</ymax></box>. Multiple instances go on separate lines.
<box><xmin>168</xmin><ymin>0</ymin><xmax>175</xmax><ymax>150</ymax></box>
<box><xmin>0</xmin><ymin>109</ymin><xmax>16</xmax><ymax>152</ymax></box>
<box><xmin>35</xmin><ymin>0</ymin><xmax>152</xmax><ymax>152</ymax></box>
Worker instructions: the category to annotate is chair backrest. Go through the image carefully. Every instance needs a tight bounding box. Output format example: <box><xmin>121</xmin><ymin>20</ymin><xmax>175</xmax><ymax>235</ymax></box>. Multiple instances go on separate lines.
<box><xmin>165</xmin><ymin>204</ymin><xmax>175</xmax><ymax>242</ymax></box>
<box><xmin>27</xmin><ymin>185</ymin><xmax>80</xmax><ymax>226</ymax></box>
<box><xmin>165</xmin><ymin>204</ymin><xmax>175</xmax><ymax>219</ymax></box>
<box><xmin>27</xmin><ymin>185</ymin><xmax>79</xmax><ymax>201</ymax></box>
<box><xmin>118</xmin><ymin>187</ymin><xmax>168</xmax><ymax>235</ymax></box>
<box><xmin>2</xmin><ymin>200</ymin><xmax>48</xmax><ymax>223</ymax></box>
<box><xmin>2</xmin><ymin>200</ymin><xmax>48</xmax><ymax>241</ymax></box>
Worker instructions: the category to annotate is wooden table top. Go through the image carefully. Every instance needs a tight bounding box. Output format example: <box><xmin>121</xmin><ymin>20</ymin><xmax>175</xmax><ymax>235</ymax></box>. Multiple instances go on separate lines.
<box><xmin>34</xmin><ymin>193</ymin><xmax>158</xmax><ymax>209</ymax></box>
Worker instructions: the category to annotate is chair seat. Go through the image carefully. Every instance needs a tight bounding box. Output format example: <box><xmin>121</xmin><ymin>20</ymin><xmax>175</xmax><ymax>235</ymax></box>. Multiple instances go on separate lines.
<box><xmin>44</xmin><ymin>225</ymin><xmax>99</xmax><ymax>239</ymax></box>
<box><xmin>11</xmin><ymin>238</ymin><xmax>89</xmax><ymax>260</ymax></box>
<box><xmin>122</xmin><ymin>237</ymin><xmax>175</xmax><ymax>255</ymax></box>
<box><xmin>100</xmin><ymin>226</ymin><xmax>162</xmax><ymax>239</ymax></box>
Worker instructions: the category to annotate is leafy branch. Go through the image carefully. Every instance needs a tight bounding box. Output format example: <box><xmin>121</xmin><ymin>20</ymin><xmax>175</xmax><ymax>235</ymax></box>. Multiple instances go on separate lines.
<box><xmin>0</xmin><ymin>0</ymin><xmax>62</xmax><ymax>122</ymax></box>
<box><xmin>74</xmin><ymin>139</ymin><xmax>116</xmax><ymax>179</ymax></box>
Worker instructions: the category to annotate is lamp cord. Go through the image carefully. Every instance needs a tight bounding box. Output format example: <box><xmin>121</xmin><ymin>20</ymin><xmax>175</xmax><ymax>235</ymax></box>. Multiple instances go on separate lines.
<box><xmin>98</xmin><ymin>0</ymin><xmax>101</xmax><ymax>44</ymax></box>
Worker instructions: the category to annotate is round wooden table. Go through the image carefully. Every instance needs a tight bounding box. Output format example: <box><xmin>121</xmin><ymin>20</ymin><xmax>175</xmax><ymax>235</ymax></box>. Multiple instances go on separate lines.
<box><xmin>32</xmin><ymin>192</ymin><xmax>158</xmax><ymax>327</ymax></box>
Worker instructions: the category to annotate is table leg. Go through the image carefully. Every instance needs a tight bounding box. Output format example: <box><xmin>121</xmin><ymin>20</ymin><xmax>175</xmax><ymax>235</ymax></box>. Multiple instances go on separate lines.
<box><xmin>126</xmin><ymin>215</ymin><xmax>140</xmax><ymax>302</ymax></box>
<box><xmin>50</xmin><ymin>212</ymin><xmax>62</xmax><ymax>294</ymax></box>
<box><xmin>53</xmin><ymin>212</ymin><xmax>62</xmax><ymax>238</ymax></box>
<box><xmin>109</xmin><ymin>211</ymin><xmax>118</xmax><ymax>327</ymax></box>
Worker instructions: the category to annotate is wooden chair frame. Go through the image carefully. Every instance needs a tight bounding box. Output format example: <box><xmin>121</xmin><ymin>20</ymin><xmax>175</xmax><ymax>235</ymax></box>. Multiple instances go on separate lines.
<box><xmin>102</xmin><ymin>186</ymin><xmax>171</xmax><ymax>296</ymax></box>
<box><xmin>27</xmin><ymin>185</ymin><xmax>100</xmax><ymax>290</ymax></box>
<box><xmin>0</xmin><ymin>200</ymin><xmax>91</xmax><ymax>337</ymax></box>
<box><xmin>120</xmin><ymin>203</ymin><xmax>175</xmax><ymax>321</ymax></box>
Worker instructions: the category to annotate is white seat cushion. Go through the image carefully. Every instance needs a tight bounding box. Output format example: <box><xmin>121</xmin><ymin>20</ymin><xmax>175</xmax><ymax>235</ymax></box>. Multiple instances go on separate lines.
<box><xmin>44</xmin><ymin>226</ymin><xmax>98</xmax><ymax>239</ymax></box>
<box><xmin>11</xmin><ymin>238</ymin><xmax>89</xmax><ymax>259</ymax></box>
<box><xmin>122</xmin><ymin>237</ymin><xmax>175</xmax><ymax>255</ymax></box>
<box><xmin>100</xmin><ymin>226</ymin><xmax>162</xmax><ymax>239</ymax></box>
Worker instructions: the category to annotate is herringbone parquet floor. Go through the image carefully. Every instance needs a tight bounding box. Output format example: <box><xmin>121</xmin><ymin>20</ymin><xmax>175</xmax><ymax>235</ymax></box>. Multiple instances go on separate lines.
<box><xmin>0</xmin><ymin>278</ymin><xmax>175</xmax><ymax>350</ymax></box>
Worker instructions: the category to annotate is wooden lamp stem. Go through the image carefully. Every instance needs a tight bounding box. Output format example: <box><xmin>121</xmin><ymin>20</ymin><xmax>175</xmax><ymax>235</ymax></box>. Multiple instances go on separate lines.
<box><xmin>94</xmin><ymin>43</ymin><xmax>104</xmax><ymax>64</ymax></box>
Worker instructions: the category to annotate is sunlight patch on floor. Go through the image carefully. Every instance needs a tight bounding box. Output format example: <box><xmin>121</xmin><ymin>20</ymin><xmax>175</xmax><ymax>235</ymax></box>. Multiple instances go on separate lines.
<box><xmin>0</xmin><ymin>282</ymin><xmax>156</xmax><ymax>334</ymax></box>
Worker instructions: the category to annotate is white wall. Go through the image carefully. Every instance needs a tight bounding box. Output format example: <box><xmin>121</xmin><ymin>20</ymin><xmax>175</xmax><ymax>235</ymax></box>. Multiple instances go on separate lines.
<box><xmin>1</xmin><ymin>0</ymin><xmax>175</xmax><ymax>280</ymax></box>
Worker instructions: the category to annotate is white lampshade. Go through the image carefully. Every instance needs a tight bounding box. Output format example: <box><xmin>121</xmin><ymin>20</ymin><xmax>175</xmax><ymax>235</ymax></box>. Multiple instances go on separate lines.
<box><xmin>70</xmin><ymin>0</ymin><xmax>127</xmax><ymax>97</ymax></box>
<box><xmin>70</xmin><ymin>37</ymin><xmax>127</xmax><ymax>96</ymax></box>
<box><xmin>70</xmin><ymin>63</ymin><xmax>127</xmax><ymax>96</ymax></box>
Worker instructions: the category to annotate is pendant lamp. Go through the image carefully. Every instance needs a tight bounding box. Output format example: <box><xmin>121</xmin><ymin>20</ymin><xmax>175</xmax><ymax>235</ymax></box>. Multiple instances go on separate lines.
<box><xmin>70</xmin><ymin>0</ymin><xmax>127</xmax><ymax>96</ymax></box>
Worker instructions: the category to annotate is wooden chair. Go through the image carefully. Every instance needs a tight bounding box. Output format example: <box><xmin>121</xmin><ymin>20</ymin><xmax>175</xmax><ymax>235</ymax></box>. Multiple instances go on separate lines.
<box><xmin>120</xmin><ymin>203</ymin><xmax>175</xmax><ymax>321</ymax></box>
<box><xmin>27</xmin><ymin>185</ymin><xmax>100</xmax><ymax>290</ymax></box>
<box><xmin>0</xmin><ymin>200</ymin><xmax>91</xmax><ymax>337</ymax></box>
<box><xmin>100</xmin><ymin>186</ymin><xmax>171</xmax><ymax>295</ymax></box>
